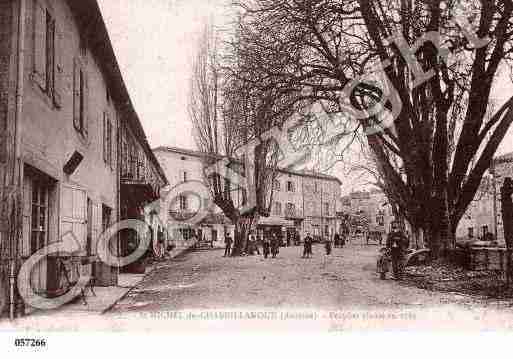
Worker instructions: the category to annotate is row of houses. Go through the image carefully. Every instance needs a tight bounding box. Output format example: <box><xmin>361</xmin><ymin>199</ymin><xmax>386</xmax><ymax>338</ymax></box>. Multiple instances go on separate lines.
<box><xmin>340</xmin><ymin>189</ymin><xmax>397</xmax><ymax>235</ymax></box>
<box><xmin>153</xmin><ymin>146</ymin><xmax>344</xmax><ymax>246</ymax></box>
<box><xmin>0</xmin><ymin>0</ymin><xmax>167</xmax><ymax>317</ymax></box>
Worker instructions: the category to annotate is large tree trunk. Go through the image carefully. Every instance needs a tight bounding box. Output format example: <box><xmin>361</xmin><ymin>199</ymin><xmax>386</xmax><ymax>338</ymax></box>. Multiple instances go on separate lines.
<box><xmin>232</xmin><ymin>219</ymin><xmax>247</xmax><ymax>256</ymax></box>
<box><xmin>412</xmin><ymin>226</ymin><xmax>425</xmax><ymax>249</ymax></box>
<box><xmin>231</xmin><ymin>214</ymin><xmax>259</xmax><ymax>256</ymax></box>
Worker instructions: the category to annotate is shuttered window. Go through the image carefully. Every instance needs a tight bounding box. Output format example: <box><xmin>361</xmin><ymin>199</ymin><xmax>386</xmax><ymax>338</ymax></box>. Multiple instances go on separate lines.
<box><xmin>30</xmin><ymin>179</ymin><xmax>49</xmax><ymax>254</ymax></box>
<box><xmin>60</xmin><ymin>184</ymin><xmax>86</xmax><ymax>255</ymax></box>
<box><xmin>287</xmin><ymin>181</ymin><xmax>294</xmax><ymax>192</ymax></box>
<box><xmin>274</xmin><ymin>202</ymin><xmax>282</xmax><ymax>216</ymax></box>
<box><xmin>179</xmin><ymin>195</ymin><xmax>188</xmax><ymax>211</ymax></box>
<box><xmin>45</xmin><ymin>11</ymin><xmax>55</xmax><ymax>95</ymax></box>
<box><xmin>33</xmin><ymin>0</ymin><xmax>62</xmax><ymax>107</ymax></box>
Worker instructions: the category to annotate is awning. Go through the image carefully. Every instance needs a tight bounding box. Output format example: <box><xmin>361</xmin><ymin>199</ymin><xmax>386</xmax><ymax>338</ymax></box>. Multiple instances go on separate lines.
<box><xmin>121</xmin><ymin>182</ymin><xmax>159</xmax><ymax>206</ymax></box>
<box><xmin>258</xmin><ymin>217</ymin><xmax>294</xmax><ymax>228</ymax></box>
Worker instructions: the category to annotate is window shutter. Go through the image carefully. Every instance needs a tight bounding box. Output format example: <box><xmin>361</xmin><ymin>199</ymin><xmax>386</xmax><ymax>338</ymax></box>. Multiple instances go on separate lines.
<box><xmin>60</xmin><ymin>184</ymin><xmax>87</xmax><ymax>255</ymax></box>
<box><xmin>33</xmin><ymin>0</ymin><xmax>46</xmax><ymax>89</ymax></box>
<box><xmin>91</xmin><ymin>202</ymin><xmax>101</xmax><ymax>255</ymax></box>
<box><xmin>83</xmin><ymin>69</ymin><xmax>89</xmax><ymax>137</ymax></box>
<box><xmin>73</xmin><ymin>58</ymin><xmax>81</xmax><ymax>130</ymax></box>
<box><xmin>103</xmin><ymin>112</ymin><xmax>107</xmax><ymax>163</ymax></box>
<box><xmin>21</xmin><ymin>176</ymin><xmax>32</xmax><ymax>258</ymax></box>
<box><xmin>109</xmin><ymin>115</ymin><xmax>114</xmax><ymax>169</ymax></box>
<box><xmin>53</xmin><ymin>22</ymin><xmax>64</xmax><ymax>108</ymax></box>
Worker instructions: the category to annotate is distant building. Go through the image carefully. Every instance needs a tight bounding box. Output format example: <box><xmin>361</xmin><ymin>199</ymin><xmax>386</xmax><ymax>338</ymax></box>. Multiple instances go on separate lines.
<box><xmin>341</xmin><ymin>189</ymin><xmax>395</xmax><ymax>235</ymax></box>
<box><xmin>0</xmin><ymin>0</ymin><xmax>167</xmax><ymax>317</ymax></box>
<box><xmin>456</xmin><ymin>152</ymin><xmax>513</xmax><ymax>246</ymax></box>
<box><xmin>153</xmin><ymin>146</ymin><xmax>343</xmax><ymax>246</ymax></box>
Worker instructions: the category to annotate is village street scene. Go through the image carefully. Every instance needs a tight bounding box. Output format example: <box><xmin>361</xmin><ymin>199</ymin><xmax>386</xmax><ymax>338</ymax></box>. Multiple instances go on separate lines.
<box><xmin>3</xmin><ymin>0</ymin><xmax>513</xmax><ymax>333</ymax></box>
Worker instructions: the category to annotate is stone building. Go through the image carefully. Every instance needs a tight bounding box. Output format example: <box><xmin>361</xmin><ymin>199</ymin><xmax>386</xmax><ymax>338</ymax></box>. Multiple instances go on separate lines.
<box><xmin>299</xmin><ymin>171</ymin><xmax>341</xmax><ymax>238</ymax></box>
<box><xmin>456</xmin><ymin>152</ymin><xmax>513</xmax><ymax>246</ymax></box>
<box><xmin>0</xmin><ymin>0</ymin><xmax>167</xmax><ymax>317</ymax></box>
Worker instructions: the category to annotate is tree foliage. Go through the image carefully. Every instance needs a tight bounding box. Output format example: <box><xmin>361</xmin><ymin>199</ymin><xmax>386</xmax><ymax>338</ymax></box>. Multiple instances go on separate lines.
<box><xmin>233</xmin><ymin>0</ymin><xmax>513</xmax><ymax>256</ymax></box>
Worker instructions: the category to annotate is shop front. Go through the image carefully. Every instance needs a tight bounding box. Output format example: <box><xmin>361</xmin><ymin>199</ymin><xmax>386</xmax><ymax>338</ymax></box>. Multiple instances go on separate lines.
<box><xmin>120</xmin><ymin>181</ymin><xmax>160</xmax><ymax>274</ymax></box>
<box><xmin>257</xmin><ymin>217</ymin><xmax>295</xmax><ymax>245</ymax></box>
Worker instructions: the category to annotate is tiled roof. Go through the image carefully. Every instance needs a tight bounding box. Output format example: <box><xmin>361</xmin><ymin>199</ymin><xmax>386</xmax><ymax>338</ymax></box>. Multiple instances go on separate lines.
<box><xmin>153</xmin><ymin>146</ymin><xmax>342</xmax><ymax>184</ymax></box>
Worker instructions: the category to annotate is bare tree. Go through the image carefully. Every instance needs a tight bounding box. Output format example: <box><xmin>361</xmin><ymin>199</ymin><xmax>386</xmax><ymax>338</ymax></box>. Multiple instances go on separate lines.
<box><xmin>189</xmin><ymin>20</ymin><xmax>300</xmax><ymax>255</ymax></box>
<box><xmin>233</xmin><ymin>0</ymin><xmax>513</xmax><ymax>258</ymax></box>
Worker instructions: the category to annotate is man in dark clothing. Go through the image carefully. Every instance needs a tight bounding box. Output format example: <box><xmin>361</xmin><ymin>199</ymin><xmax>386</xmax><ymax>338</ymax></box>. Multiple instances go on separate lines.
<box><xmin>270</xmin><ymin>234</ymin><xmax>279</xmax><ymax>258</ymax></box>
<box><xmin>303</xmin><ymin>232</ymin><xmax>313</xmax><ymax>258</ymax></box>
<box><xmin>334</xmin><ymin>233</ymin><xmax>341</xmax><ymax>248</ymax></box>
<box><xmin>325</xmin><ymin>236</ymin><xmax>332</xmax><ymax>255</ymax></box>
<box><xmin>386</xmin><ymin>221</ymin><xmax>408</xmax><ymax>279</ymax></box>
<box><xmin>248</xmin><ymin>231</ymin><xmax>260</xmax><ymax>255</ymax></box>
<box><xmin>224</xmin><ymin>232</ymin><xmax>233</xmax><ymax>257</ymax></box>
<box><xmin>262</xmin><ymin>233</ymin><xmax>271</xmax><ymax>259</ymax></box>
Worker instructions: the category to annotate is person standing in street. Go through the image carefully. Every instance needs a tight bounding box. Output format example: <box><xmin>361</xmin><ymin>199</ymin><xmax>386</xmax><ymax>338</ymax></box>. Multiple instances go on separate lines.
<box><xmin>224</xmin><ymin>232</ymin><xmax>233</xmax><ymax>257</ymax></box>
<box><xmin>325</xmin><ymin>235</ymin><xmax>332</xmax><ymax>256</ymax></box>
<box><xmin>270</xmin><ymin>233</ymin><xmax>279</xmax><ymax>258</ymax></box>
<box><xmin>262</xmin><ymin>232</ymin><xmax>271</xmax><ymax>259</ymax></box>
<box><xmin>386</xmin><ymin>221</ymin><xmax>409</xmax><ymax>280</ymax></box>
<box><xmin>333</xmin><ymin>232</ymin><xmax>340</xmax><ymax>248</ymax></box>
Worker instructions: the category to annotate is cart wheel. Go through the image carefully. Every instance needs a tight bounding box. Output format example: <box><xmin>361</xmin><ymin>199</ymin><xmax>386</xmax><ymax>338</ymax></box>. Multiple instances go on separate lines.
<box><xmin>380</xmin><ymin>272</ymin><xmax>386</xmax><ymax>280</ymax></box>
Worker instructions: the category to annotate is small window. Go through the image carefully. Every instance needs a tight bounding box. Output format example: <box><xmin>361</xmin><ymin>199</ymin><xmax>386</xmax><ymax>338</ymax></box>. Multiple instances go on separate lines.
<box><xmin>79</xmin><ymin>32</ymin><xmax>87</xmax><ymax>57</ymax></box>
<box><xmin>103</xmin><ymin>112</ymin><xmax>112</xmax><ymax>167</ymax></box>
<box><xmin>203</xmin><ymin>198</ymin><xmax>210</xmax><ymax>209</ymax></box>
<box><xmin>45</xmin><ymin>11</ymin><xmax>55</xmax><ymax>95</ymax></box>
<box><xmin>73</xmin><ymin>61</ymin><xmax>88</xmax><ymax>136</ymax></box>
<box><xmin>287</xmin><ymin>181</ymin><xmax>294</xmax><ymax>192</ymax></box>
<box><xmin>181</xmin><ymin>156</ymin><xmax>187</xmax><ymax>161</ymax></box>
<box><xmin>482</xmin><ymin>225</ymin><xmax>488</xmax><ymax>237</ymax></box>
<box><xmin>183</xmin><ymin>171</ymin><xmax>187</xmax><ymax>182</ymax></box>
<box><xmin>30</xmin><ymin>179</ymin><xmax>50</xmax><ymax>254</ymax></box>
<box><xmin>179</xmin><ymin>195</ymin><xmax>188</xmax><ymax>211</ymax></box>
<box><xmin>286</xmin><ymin>203</ymin><xmax>295</xmax><ymax>216</ymax></box>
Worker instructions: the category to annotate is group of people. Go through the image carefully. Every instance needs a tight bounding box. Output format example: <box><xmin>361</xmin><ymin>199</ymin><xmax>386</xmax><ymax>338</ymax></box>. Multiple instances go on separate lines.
<box><xmin>224</xmin><ymin>230</ymin><xmax>346</xmax><ymax>259</ymax></box>
<box><xmin>383</xmin><ymin>221</ymin><xmax>410</xmax><ymax>280</ymax></box>
<box><xmin>223</xmin><ymin>231</ymin><xmax>281</xmax><ymax>258</ymax></box>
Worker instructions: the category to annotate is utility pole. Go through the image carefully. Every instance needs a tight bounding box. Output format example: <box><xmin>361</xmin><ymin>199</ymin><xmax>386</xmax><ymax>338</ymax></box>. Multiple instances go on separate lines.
<box><xmin>320</xmin><ymin>181</ymin><xmax>323</xmax><ymax>239</ymax></box>
<box><xmin>492</xmin><ymin>160</ymin><xmax>498</xmax><ymax>241</ymax></box>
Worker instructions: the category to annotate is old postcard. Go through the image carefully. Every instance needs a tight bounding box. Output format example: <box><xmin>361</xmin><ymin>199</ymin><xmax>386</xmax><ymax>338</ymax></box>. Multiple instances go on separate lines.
<box><xmin>2</xmin><ymin>0</ymin><xmax>513</xmax><ymax>353</ymax></box>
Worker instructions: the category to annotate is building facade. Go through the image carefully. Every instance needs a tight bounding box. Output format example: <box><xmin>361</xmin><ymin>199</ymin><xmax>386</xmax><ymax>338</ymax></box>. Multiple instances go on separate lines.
<box><xmin>340</xmin><ymin>189</ymin><xmax>395</xmax><ymax>236</ymax></box>
<box><xmin>0</xmin><ymin>0</ymin><xmax>166</xmax><ymax>317</ymax></box>
<box><xmin>153</xmin><ymin>147</ymin><xmax>343</xmax><ymax>247</ymax></box>
<box><xmin>456</xmin><ymin>152</ymin><xmax>513</xmax><ymax>246</ymax></box>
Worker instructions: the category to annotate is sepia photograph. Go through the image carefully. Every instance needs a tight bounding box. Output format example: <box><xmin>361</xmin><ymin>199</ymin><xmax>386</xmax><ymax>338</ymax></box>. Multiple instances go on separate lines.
<box><xmin>2</xmin><ymin>0</ymin><xmax>513</xmax><ymax>353</ymax></box>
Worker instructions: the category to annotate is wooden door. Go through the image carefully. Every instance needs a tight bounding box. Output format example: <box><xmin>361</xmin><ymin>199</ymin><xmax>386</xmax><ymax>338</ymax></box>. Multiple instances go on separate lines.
<box><xmin>60</xmin><ymin>184</ymin><xmax>87</xmax><ymax>283</ymax></box>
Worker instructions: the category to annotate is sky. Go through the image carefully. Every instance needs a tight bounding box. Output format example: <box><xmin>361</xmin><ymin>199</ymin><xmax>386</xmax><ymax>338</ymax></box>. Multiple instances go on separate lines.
<box><xmin>97</xmin><ymin>1</ymin><xmax>513</xmax><ymax>194</ymax></box>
